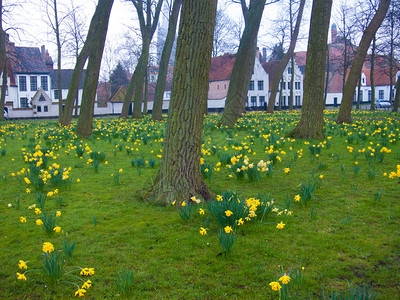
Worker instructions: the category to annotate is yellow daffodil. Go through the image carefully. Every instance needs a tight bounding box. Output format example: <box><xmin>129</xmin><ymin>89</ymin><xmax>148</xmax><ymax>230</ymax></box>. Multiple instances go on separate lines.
<box><xmin>181</xmin><ymin>201</ymin><xmax>186</xmax><ymax>207</ymax></box>
<box><xmin>24</xmin><ymin>177</ymin><xmax>31</xmax><ymax>184</ymax></box>
<box><xmin>82</xmin><ymin>280</ymin><xmax>92</xmax><ymax>289</ymax></box>
<box><xmin>269</xmin><ymin>281</ymin><xmax>281</xmax><ymax>291</ymax></box>
<box><xmin>199</xmin><ymin>227</ymin><xmax>207</xmax><ymax>235</ymax></box>
<box><xmin>119</xmin><ymin>169</ymin><xmax>123</xmax><ymax>173</ymax></box>
<box><xmin>36</xmin><ymin>219</ymin><xmax>43</xmax><ymax>226</ymax></box>
<box><xmin>172</xmin><ymin>201</ymin><xmax>176</xmax><ymax>206</ymax></box>
<box><xmin>294</xmin><ymin>195</ymin><xmax>301</xmax><ymax>202</ymax></box>
<box><xmin>276</xmin><ymin>221</ymin><xmax>285</xmax><ymax>229</ymax></box>
<box><xmin>77</xmin><ymin>178</ymin><xmax>80</xmax><ymax>182</ymax></box>
<box><xmin>319</xmin><ymin>174</ymin><xmax>324</xmax><ymax>179</ymax></box>
<box><xmin>18</xmin><ymin>260</ymin><xmax>27</xmax><ymax>270</ymax></box>
<box><xmin>56</xmin><ymin>211</ymin><xmax>61</xmax><ymax>217</ymax></box>
<box><xmin>224</xmin><ymin>226</ymin><xmax>233</xmax><ymax>234</ymax></box>
<box><xmin>42</xmin><ymin>242</ymin><xmax>54</xmax><ymax>253</ymax></box>
<box><xmin>225</xmin><ymin>210</ymin><xmax>233</xmax><ymax>217</ymax></box>
<box><xmin>53</xmin><ymin>226</ymin><xmax>61</xmax><ymax>233</ymax></box>
<box><xmin>75</xmin><ymin>288</ymin><xmax>86</xmax><ymax>297</ymax></box>
<box><xmin>284</xmin><ymin>168</ymin><xmax>290</xmax><ymax>174</ymax></box>
<box><xmin>20</xmin><ymin>216</ymin><xmax>26</xmax><ymax>223</ymax></box>
<box><xmin>279</xmin><ymin>274</ymin><xmax>291</xmax><ymax>284</ymax></box>
<box><xmin>47</xmin><ymin>191</ymin><xmax>54</xmax><ymax>197</ymax></box>
<box><xmin>237</xmin><ymin>218</ymin><xmax>244</xmax><ymax>225</ymax></box>
<box><xmin>216</xmin><ymin>195</ymin><xmax>223</xmax><ymax>201</ymax></box>
<box><xmin>16</xmin><ymin>272</ymin><xmax>27</xmax><ymax>281</ymax></box>
<box><xmin>35</xmin><ymin>208</ymin><xmax>41</xmax><ymax>215</ymax></box>
<box><xmin>199</xmin><ymin>208</ymin><xmax>205</xmax><ymax>215</ymax></box>
<box><xmin>26</xmin><ymin>188</ymin><xmax>31</xmax><ymax>194</ymax></box>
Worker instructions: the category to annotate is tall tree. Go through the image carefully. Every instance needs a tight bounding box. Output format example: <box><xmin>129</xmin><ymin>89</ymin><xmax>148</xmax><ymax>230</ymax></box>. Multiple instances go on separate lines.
<box><xmin>337</xmin><ymin>0</ymin><xmax>390</xmax><ymax>124</ymax></box>
<box><xmin>266</xmin><ymin>0</ymin><xmax>305</xmax><ymax>113</ymax></box>
<box><xmin>0</xmin><ymin>0</ymin><xmax>7</xmax><ymax>121</ymax></box>
<box><xmin>75</xmin><ymin>0</ymin><xmax>113</xmax><ymax>138</ymax></box>
<box><xmin>59</xmin><ymin>0</ymin><xmax>113</xmax><ymax>126</ymax></box>
<box><xmin>220</xmin><ymin>0</ymin><xmax>267</xmax><ymax>127</ymax></box>
<box><xmin>212</xmin><ymin>9</ymin><xmax>239</xmax><ymax>57</ymax></box>
<box><xmin>120</xmin><ymin>0</ymin><xmax>163</xmax><ymax>119</ymax></box>
<box><xmin>110</xmin><ymin>62</ymin><xmax>129</xmax><ymax>96</ymax></box>
<box><xmin>287</xmin><ymin>0</ymin><xmax>333</xmax><ymax>139</ymax></box>
<box><xmin>146</xmin><ymin>0</ymin><xmax>217</xmax><ymax>205</ymax></box>
<box><xmin>152</xmin><ymin>0</ymin><xmax>181</xmax><ymax>121</ymax></box>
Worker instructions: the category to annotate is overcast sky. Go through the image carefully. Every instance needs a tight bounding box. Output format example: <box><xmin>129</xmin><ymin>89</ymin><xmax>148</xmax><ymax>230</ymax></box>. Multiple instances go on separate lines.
<box><xmin>4</xmin><ymin>0</ymin><xmax>345</xmax><ymax>71</ymax></box>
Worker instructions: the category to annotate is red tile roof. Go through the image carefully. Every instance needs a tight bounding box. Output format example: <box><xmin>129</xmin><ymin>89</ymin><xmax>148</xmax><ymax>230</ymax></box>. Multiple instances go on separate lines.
<box><xmin>209</xmin><ymin>53</ymin><xmax>236</xmax><ymax>81</ymax></box>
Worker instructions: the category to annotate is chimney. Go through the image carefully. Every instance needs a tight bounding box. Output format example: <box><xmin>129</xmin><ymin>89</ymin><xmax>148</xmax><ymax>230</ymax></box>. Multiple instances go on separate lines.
<box><xmin>331</xmin><ymin>23</ymin><xmax>337</xmax><ymax>44</ymax></box>
<box><xmin>262</xmin><ymin>47</ymin><xmax>267</xmax><ymax>63</ymax></box>
<box><xmin>41</xmin><ymin>45</ymin><xmax>54</xmax><ymax>70</ymax></box>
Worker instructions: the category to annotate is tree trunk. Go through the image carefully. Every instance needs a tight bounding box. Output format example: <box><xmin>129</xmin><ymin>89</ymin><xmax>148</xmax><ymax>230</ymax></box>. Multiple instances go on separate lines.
<box><xmin>289</xmin><ymin>56</ymin><xmax>294</xmax><ymax>110</ymax></box>
<box><xmin>392</xmin><ymin>75</ymin><xmax>400</xmax><ymax>112</ymax></box>
<box><xmin>131</xmin><ymin>37</ymin><xmax>150</xmax><ymax>119</ymax></box>
<box><xmin>324</xmin><ymin>45</ymin><xmax>330</xmax><ymax>105</ymax></box>
<box><xmin>287</xmin><ymin>0</ymin><xmax>333</xmax><ymax>140</ymax></box>
<box><xmin>356</xmin><ymin>73</ymin><xmax>361</xmax><ymax>109</ymax></box>
<box><xmin>145</xmin><ymin>0</ymin><xmax>217</xmax><ymax>206</ymax></box>
<box><xmin>75</xmin><ymin>0</ymin><xmax>113</xmax><ymax>138</ymax></box>
<box><xmin>337</xmin><ymin>0</ymin><xmax>390</xmax><ymax>124</ymax></box>
<box><xmin>152</xmin><ymin>0</ymin><xmax>181</xmax><ymax>121</ymax></box>
<box><xmin>220</xmin><ymin>0</ymin><xmax>266</xmax><ymax>127</ymax></box>
<box><xmin>0</xmin><ymin>65</ymin><xmax>6</xmax><ymax>121</ymax></box>
<box><xmin>370</xmin><ymin>36</ymin><xmax>376</xmax><ymax>110</ymax></box>
<box><xmin>143</xmin><ymin>69</ymin><xmax>148</xmax><ymax>115</ymax></box>
<box><xmin>278</xmin><ymin>77</ymin><xmax>283</xmax><ymax>111</ymax></box>
<box><xmin>59</xmin><ymin>0</ymin><xmax>113</xmax><ymax>126</ymax></box>
<box><xmin>53</xmin><ymin>0</ymin><xmax>63</xmax><ymax>121</ymax></box>
<box><xmin>267</xmin><ymin>0</ymin><xmax>305</xmax><ymax>113</ymax></box>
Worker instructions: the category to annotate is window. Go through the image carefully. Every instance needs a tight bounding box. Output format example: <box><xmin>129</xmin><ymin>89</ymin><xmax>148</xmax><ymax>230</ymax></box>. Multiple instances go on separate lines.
<box><xmin>224</xmin><ymin>84</ymin><xmax>226</xmax><ymax>89</ymax></box>
<box><xmin>258</xmin><ymin>81</ymin><xmax>264</xmax><ymax>91</ymax></box>
<box><xmin>295</xmin><ymin>82</ymin><xmax>301</xmax><ymax>90</ymax></box>
<box><xmin>19</xmin><ymin>76</ymin><xmax>27</xmax><ymax>91</ymax></box>
<box><xmin>283</xmin><ymin>82</ymin><xmax>286</xmax><ymax>90</ymax></box>
<box><xmin>44</xmin><ymin>105</ymin><xmax>48</xmax><ymax>112</ymax></box>
<box><xmin>379</xmin><ymin>90</ymin><xmax>384</xmax><ymax>100</ymax></box>
<box><xmin>217</xmin><ymin>85</ymin><xmax>219</xmax><ymax>90</ymax></box>
<box><xmin>360</xmin><ymin>90</ymin><xmax>363</xmax><ymax>102</ymax></box>
<box><xmin>368</xmin><ymin>90</ymin><xmax>372</xmax><ymax>101</ymax></box>
<box><xmin>41</xmin><ymin>76</ymin><xmax>48</xmax><ymax>91</ymax></box>
<box><xmin>37</xmin><ymin>106</ymin><xmax>42</xmax><ymax>112</ymax></box>
<box><xmin>54</xmin><ymin>90</ymin><xmax>59</xmax><ymax>100</ymax></box>
<box><xmin>249</xmin><ymin>81</ymin><xmax>254</xmax><ymax>91</ymax></box>
<box><xmin>295</xmin><ymin>95</ymin><xmax>301</xmax><ymax>106</ymax></box>
<box><xmin>288</xmin><ymin>67</ymin><xmax>292</xmax><ymax>74</ymax></box>
<box><xmin>282</xmin><ymin>96</ymin><xmax>286</xmax><ymax>106</ymax></box>
<box><xmin>30</xmin><ymin>76</ymin><xmax>37</xmax><ymax>91</ymax></box>
<box><xmin>251</xmin><ymin>96</ymin><xmax>257</xmax><ymax>106</ymax></box>
<box><xmin>20</xmin><ymin>97</ymin><xmax>29</xmax><ymax>108</ymax></box>
<box><xmin>259</xmin><ymin>96</ymin><xmax>265</xmax><ymax>106</ymax></box>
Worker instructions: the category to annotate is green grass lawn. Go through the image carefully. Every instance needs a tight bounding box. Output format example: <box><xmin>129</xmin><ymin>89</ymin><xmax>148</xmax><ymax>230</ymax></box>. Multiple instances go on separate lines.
<box><xmin>0</xmin><ymin>109</ymin><xmax>399</xmax><ymax>299</ymax></box>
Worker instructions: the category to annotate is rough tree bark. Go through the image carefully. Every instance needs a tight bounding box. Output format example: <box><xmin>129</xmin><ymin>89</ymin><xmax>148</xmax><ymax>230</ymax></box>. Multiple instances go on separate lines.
<box><xmin>59</xmin><ymin>0</ymin><xmax>113</xmax><ymax>126</ymax></box>
<box><xmin>337</xmin><ymin>0</ymin><xmax>390</xmax><ymax>124</ymax></box>
<box><xmin>145</xmin><ymin>0</ymin><xmax>217</xmax><ymax>205</ymax></box>
<box><xmin>75</xmin><ymin>0</ymin><xmax>113</xmax><ymax>138</ymax></box>
<box><xmin>287</xmin><ymin>0</ymin><xmax>333</xmax><ymax>140</ymax></box>
<box><xmin>220</xmin><ymin>0</ymin><xmax>266</xmax><ymax>127</ymax></box>
<box><xmin>266</xmin><ymin>0</ymin><xmax>305</xmax><ymax>113</ymax></box>
<box><xmin>120</xmin><ymin>0</ymin><xmax>163</xmax><ymax>119</ymax></box>
<box><xmin>152</xmin><ymin>0</ymin><xmax>181</xmax><ymax>121</ymax></box>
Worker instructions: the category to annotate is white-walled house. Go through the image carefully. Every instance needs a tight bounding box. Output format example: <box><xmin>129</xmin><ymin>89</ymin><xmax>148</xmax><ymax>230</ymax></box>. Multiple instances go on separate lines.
<box><xmin>208</xmin><ymin>53</ymin><xmax>269</xmax><ymax>110</ymax></box>
<box><xmin>262</xmin><ymin>60</ymin><xmax>304</xmax><ymax>108</ymax></box>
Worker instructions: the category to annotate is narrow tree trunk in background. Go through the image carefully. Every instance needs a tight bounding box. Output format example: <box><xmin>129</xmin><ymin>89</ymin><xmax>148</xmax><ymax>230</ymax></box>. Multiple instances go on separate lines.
<box><xmin>221</xmin><ymin>0</ymin><xmax>266</xmax><ymax>127</ymax></box>
<box><xmin>278</xmin><ymin>77</ymin><xmax>283</xmax><ymax>111</ymax></box>
<box><xmin>143</xmin><ymin>70</ymin><xmax>148</xmax><ymax>115</ymax></box>
<box><xmin>290</xmin><ymin>56</ymin><xmax>294</xmax><ymax>110</ymax></box>
<box><xmin>356</xmin><ymin>74</ymin><xmax>361</xmax><ymax>109</ymax></box>
<box><xmin>152</xmin><ymin>0</ymin><xmax>181</xmax><ymax>121</ymax></box>
<box><xmin>75</xmin><ymin>0</ymin><xmax>113</xmax><ymax>138</ymax></box>
<box><xmin>53</xmin><ymin>0</ymin><xmax>64</xmax><ymax>121</ymax></box>
<box><xmin>287</xmin><ymin>0</ymin><xmax>333</xmax><ymax>139</ymax></box>
<box><xmin>337</xmin><ymin>0</ymin><xmax>390</xmax><ymax>124</ymax></box>
<box><xmin>60</xmin><ymin>0</ymin><xmax>113</xmax><ymax>126</ymax></box>
<box><xmin>392</xmin><ymin>76</ymin><xmax>400</xmax><ymax>112</ymax></box>
<box><xmin>267</xmin><ymin>0</ymin><xmax>305</xmax><ymax>113</ymax></box>
<box><xmin>146</xmin><ymin>0</ymin><xmax>217</xmax><ymax>205</ymax></box>
<box><xmin>370</xmin><ymin>37</ymin><xmax>376</xmax><ymax>110</ymax></box>
<box><xmin>74</xmin><ymin>96</ymin><xmax>79</xmax><ymax>117</ymax></box>
<box><xmin>324</xmin><ymin>45</ymin><xmax>330</xmax><ymax>105</ymax></box>
<box><xmin>131</xmin><ymin>38</ymin><xmax>150</xmax><ymax>119</ymax></box>
<box><xmin>0</xmin><ymin>65</ymin><xmax>6</xmax><ymax>121</ymax></box>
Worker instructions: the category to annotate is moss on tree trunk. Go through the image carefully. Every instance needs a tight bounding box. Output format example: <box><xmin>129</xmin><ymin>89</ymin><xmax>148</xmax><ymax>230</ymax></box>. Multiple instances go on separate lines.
<box><xmin>145</xmin><ymin>0</ymin><xmax>217</xmax><ymax>205</ymax></box>
<box><xmin>287</xmin><ymin>0</ymin><xmax>332</xmax><ymax>140</ymax></box>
